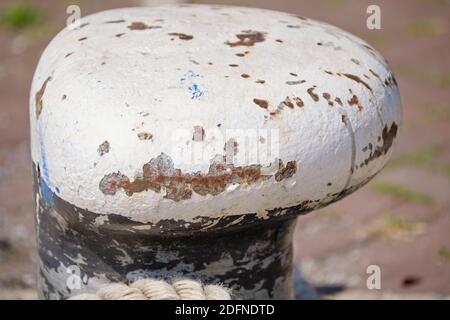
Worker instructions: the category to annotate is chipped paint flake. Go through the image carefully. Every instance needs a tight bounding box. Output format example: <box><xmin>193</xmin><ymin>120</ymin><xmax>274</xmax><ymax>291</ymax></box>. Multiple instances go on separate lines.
<box><xmin>97</xmin><ymin>141</ymin><xmax>110</xmax><ymax>156</ymax></box>
<box><xmin>226</xmin><ymin>30</ymin><xmax>266</xmax><ymax>47</ymax></box>
<box><xmin>35</xmin><ymin>76</ymin><xmax>52</xmax><ymax>119</ymax></box>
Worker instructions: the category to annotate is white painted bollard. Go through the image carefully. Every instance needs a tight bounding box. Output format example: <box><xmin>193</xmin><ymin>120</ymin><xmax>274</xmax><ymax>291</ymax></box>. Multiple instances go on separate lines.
<box><xmin>30</xmin><ymin>4</ymin><xmax>401</xmax><ymax>299</ymax></box>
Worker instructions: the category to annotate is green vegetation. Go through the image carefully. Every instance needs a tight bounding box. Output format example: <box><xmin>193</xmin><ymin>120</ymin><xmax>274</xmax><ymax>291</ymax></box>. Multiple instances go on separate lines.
<box><xmin>0</xmin><ymin>2</ymin><xmax>45</xmax><ymax>30</ymax></box>
<box><xmin>443</xmin><ymin>164</ymin><xmax>450</xmax><ymax>178</ymax></box>
<box><xmin>428</xmin><ymin>0</ymin><xmax>450</xmax><ymax>5</ymax></box>
<box><xmin>428</xmin><ymin>69</ymin><xmax>450</xmax><ymax>89</ymax></box>
<box><xmin>403</xmin><ymin>17</ymin><xmax>445</xmax><ymax>37</ymax></box>
<box><xmin>388</xmin><ymin>145</ymin><xmax>450</xmax><ymax>179</ymax></box>
<box><xmin>388</xmin><ymin>145</ymin><xmax>441</xmax><ymax>169</ymax></box>
<box><xmin>437</xmin><ymin>246</ymin><xmax>450</xmax><ymax>262</ymax></box>
<box><xmin>369</xmin><ymin>181</ymin><xmax>433</xmax><ymax>206</ymax></box>
<box><xmin>424</xmin><ymin>104</ymin><xmax>450</xmax><ymax>122</ymax></box>
<box><xmin>318</xmin><ymin>208</ymin><xmax>339</xmax><ymax>221</ymax></box>
<box><xmin>366</xmin><ymin>214</ymin><xmax>425</xmax><ymax>240</ymax></box>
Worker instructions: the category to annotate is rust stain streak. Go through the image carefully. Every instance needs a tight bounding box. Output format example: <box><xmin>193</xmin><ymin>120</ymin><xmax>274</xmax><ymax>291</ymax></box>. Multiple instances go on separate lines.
<box><xmin>128</xmin><ymin>22</ymin><xmax>162</xmax><ymax>30</ymax></box>
<box><xmin>307</xmin><ymin>87</ymin><xmax>319</xmax><ymax>102</ymax></box>
<box><xmin>35</xmin><ymin>76</ymin><xmax>52</xmax><ymax>119</ymax></box>
<box><xmin>168</xmin><ymin>32</ymin><xmax>193</xmax><ymax>40</ymax></box>
<box><xmin>253</xmin><ymin>98</ymin><xmax>269</xmax><ymax>109</ymax></box>
<box><xmin>99</xmin><ymin>153</ymin><xmax>297</xmax><ymax>201</ymax></box>
<box><xmin>360</xmin><ymin>122</ymin><xmax>398</xmax><ymax>168</ymax></box>
<box><xmin>226</xmin><ymin>30</ymin><xmax>266</xmax><ymax>47</ymax></box>
<box><xmin>340</xmin><ymin>73</ymin><xmax>373</xmax><ymax>92</ymax></box>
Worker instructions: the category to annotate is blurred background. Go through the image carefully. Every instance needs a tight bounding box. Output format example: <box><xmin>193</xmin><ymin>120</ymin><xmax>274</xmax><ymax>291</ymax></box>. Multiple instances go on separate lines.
<box><xmin>0</xmin><ymin>0</ymin><xmax>449</xmax><ymax>299</ymax></box>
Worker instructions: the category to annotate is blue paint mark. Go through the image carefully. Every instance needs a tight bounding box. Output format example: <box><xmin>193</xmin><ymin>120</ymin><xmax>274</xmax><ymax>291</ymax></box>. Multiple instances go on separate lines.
<box><xmin>180</xmin><ymin>70</ymin><xmax>201</xmax><ymax>82</ymax></box>
<box><xmin>41</xmin><ymin>179</ymin><xmax>54</xmax><ymax>205</ymax></box>
<box><xmin>180</xmin><ymin>70</ymin><xmax>206</xmax><ymax>100</ymax></box>
<box><xmin>188</xmin><ymin>83</ymin><xmax>205</xmax><ymax>99</ymax></box>
<box><xmin>39</xmin><ymin>135</ymin><xmax>54</xmax><ymax>205</ymax></box>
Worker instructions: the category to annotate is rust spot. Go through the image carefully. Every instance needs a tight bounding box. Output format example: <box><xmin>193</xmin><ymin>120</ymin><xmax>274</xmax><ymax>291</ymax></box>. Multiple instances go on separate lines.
<box><xmin>273</xmin><ymin>96</ymin><xmax>303</xmax><ymax>115</ymax></box>
<box><xmin>324</xmin><ymin>70</ymin><xmax>333</xmax><ymax>75</ymax></box>
<box><xmin>369</xmin><ymin>69</ymin><xmax>382</xmax><ymax>83</ymax></box>
<box><xmin>322</xmin><ymin>92</ymin><xmax>334</xmax><ymax>106</ymax></box>
<box><xmin>360</xmin><ymin>122</ymin><xmax>398</xmax><ymax>168</ymax></box>
<box><xmin>253</xmin><ymin>98</ymin><xmax>269</xmax><ymax>109</ymax></box>
<box><xmin>275</xmin><ymin>39</ymin><xmax>283</xmax><ymax>43</ymax></box>
<box><xmin>295</xmin><ymin>97</ymin><xmax>304</xmax><ymax>107</ymax></box>
<box><xmin>275</xmin><ymin>160</ymin><xmax>297</xmax><ymax>182</ymax></box>
<box><xmin>348</xmin><ymin>91</ymin><xmax>363</xmax><ymax>111</ymax></box>
<box><xmin>229</xmin><ymin>64</ymin><xmax>239</xmax><ymax>67</ymax></box>
<box><xmin>128</xmin><ymin>22</ymin><xmax>161</xmax><ymax>30</ymax></box>
<box><xmin>255</xmin><ymin>80</ymin><xmax>265</xmax><ymax>84</ymax></box>
<box><xmin>327</xmin><ymin>182</ymin><xmax>332</xmax><ymax>186</ymax></box>
<box><xmin>286</xmin><ymin>80</ymin><xmax>305</xmax><ymax>85</ymax></box>
<box><xmin>97</xmin><ymin>141</ymin><xmax>110</xmax><ymax>156</ymax></box>
<box><xmin>105</xmin><ymin>19</ymin><xmax>126</xmax><ymax>24</ymax></box>
<box><xmin>226</xmin><ymin>30</ymin><xmax>266</xmax><ymax>47</ymax></box>
<box><xmin>100</xmin><ymin>152</ymin><xmax>299</xmax><ymax>201</ymax></box>
<box><xmin>282</xmin><ymin>97</ymin><xmax>294</xmax><ymax>109</ymax></box>
<box><xmin>241</xmin><ymin>73</ymin><xmax>250</xmax><ymax>78</ymax></box>
<box><xmin>307</xmin><ymin>86</ymin><xmax>319</xmax><ymax>102</ymax></box>
<box><xmin>99</xmin><ymin>172</ymin><xmax>129</xmax><ymax>195</ymax></box>
<box><xmin>99</xmin><ymin>153</ymin><xmax>284</xmax><ymax>201</ymax></box>
<box><xmin>78</xmin><ymin>37</ymin><xmax>88</xmax><ymax>41</ymax></box>
<box><xmin>334</xmin><ymin>97</ymin><xmax>343</xmax><ymax>106</ymax></box>
<box><xmin>115</xmin><ymin>33</ymin><xmax>125</xmax><ymax>38</ymax></box>
<box><xmin>137</xmin><ymin>132</ymin><xmax>153</xmax><ymax>141</ymax></box>
<box><xmin>235</xmin><ymin>53</ymin><xmax>245</xmax><ymax>57</ymax></box>
<box><xmin>192</xmin><ymin>126</ymin><xmax>205</xmax><ymax>141</ymax></box>
<box><xmin>168</xmin><ymin>32</ymin><xmax>193</xmax><ymax>40</ymax></box>
<box><xmin>208</xmin><ymin>62</ymin><xmax>213</xmax><ymax>65</ymax></box>
<box><xmin>65</xmin><ymin>52</ymin><xmax>74</xmax><ymax>58</ymax></box>
<box><xmin>290</xmin><ymin>72</ymin><xmax>298</xmax><ymax>77</ymax></box>
<box><xmin>339</xmin><ymin>73</ymin><xmax>373</xmax><ymax>92</ymax></box>
<box><xmin>35</xmin><ymin>76</ymin><xmax>52</xmax><ymax>119</ymax></box>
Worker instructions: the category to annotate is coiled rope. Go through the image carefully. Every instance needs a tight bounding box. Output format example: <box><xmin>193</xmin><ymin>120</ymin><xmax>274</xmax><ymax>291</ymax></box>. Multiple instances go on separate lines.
<box><xmin>69</xmin><ymin>278</ymin><xmax>232</xmax><ymax>300</ymax></box>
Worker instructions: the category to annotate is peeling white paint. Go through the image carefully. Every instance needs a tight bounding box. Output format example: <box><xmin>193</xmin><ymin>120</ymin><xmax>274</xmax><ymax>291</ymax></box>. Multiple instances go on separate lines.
<box><xmin>30</xmin><ymin>4</ymin><xmax>401</xmax><ymax>223</ymax></box>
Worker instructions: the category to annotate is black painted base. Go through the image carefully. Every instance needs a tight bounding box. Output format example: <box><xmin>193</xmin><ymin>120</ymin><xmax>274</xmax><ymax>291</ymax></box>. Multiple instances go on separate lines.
<box><xmin>34</xmin><ymin>164</ymin><xmax>296</xmax><ymax>300</ymax></box>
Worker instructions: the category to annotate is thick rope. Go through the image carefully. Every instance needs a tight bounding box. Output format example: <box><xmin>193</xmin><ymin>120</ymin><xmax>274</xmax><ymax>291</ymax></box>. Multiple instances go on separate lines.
<box><xmin>69</xmin><ymin>278</ymin><xmax>232</xmax><ymax>300</ymax></box>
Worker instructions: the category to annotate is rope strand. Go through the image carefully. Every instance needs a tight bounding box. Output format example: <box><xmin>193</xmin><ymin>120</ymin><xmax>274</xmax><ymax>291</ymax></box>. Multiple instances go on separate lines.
<box><xmin>69</xmin><ymin>278</ymin><xmax>231</xmax><ymax>300</ymax></box>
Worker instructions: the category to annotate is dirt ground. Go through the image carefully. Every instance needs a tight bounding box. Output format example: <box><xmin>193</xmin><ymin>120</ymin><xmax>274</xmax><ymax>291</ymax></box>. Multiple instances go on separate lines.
<box><xmin>0</xmin><ymin>0</ymin><xmax>449</xmax><ymax>299</ymax></box>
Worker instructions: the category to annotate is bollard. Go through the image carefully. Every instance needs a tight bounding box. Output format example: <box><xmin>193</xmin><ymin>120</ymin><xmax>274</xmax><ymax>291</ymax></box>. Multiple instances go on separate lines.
<box><xmin>30</xmin><ymin>4</ymin><xmax>401</xmax><ymax>299</ymax></box>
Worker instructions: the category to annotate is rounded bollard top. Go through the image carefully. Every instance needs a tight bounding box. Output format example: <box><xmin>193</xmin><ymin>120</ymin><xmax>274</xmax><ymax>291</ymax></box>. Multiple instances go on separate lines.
<box><xmin>30</xmin><ymin>4</ymin><xmax>401</xmax><ymax>232</ymax></box>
